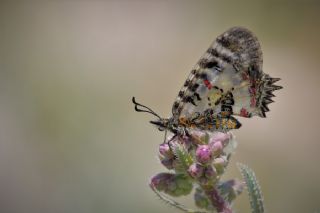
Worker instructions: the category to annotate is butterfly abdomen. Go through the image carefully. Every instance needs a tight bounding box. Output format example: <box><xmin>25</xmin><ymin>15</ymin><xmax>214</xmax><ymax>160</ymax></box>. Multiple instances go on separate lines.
<box><xmin>215</xmin><ymin>116</ymin><xmax>241</xmax><ymax>131</ymax></box>
<box><xmin>178</xmin><ymin>113</ymin><xmax>241</xmax><ymax>132</ymax></box>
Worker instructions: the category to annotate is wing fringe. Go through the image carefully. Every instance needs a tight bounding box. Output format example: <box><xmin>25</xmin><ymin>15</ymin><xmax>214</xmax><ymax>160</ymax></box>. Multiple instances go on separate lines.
<box><xmin>257</xmin><ymin>74</ymin><xmax>283</xmax><ymax>118</ymax></box>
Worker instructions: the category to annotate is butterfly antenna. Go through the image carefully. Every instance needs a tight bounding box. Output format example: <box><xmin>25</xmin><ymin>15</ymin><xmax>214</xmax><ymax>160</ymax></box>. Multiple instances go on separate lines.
<box><xmin>132</xmin><ymin>97</ymin><xmax>162</xmax><ymax>119</ymax></box>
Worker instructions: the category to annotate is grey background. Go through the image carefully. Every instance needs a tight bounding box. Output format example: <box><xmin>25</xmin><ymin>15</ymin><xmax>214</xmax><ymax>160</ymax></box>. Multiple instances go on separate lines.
<box><xmin>1</xmin><ymin>1</ymin><xmax>320</xmax><ymax>212</ymax></box>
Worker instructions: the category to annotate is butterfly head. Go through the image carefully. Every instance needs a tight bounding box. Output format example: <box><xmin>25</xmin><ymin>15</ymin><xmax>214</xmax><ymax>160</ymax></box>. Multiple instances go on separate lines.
<box><xmin>149</xmin><ymin>118</ymin><xmax>170</xmax><ymax>131</ymax></box>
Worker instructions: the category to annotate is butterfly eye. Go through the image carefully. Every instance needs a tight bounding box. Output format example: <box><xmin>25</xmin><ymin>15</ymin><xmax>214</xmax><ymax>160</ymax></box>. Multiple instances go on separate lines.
<box><xmin>158</xmin><ymin>127</ymin><xmax>165</xmax><ymax>131</ymax></box>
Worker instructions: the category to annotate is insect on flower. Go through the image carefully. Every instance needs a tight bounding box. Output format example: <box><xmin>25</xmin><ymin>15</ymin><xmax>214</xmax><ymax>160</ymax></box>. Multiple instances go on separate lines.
<box><xmin>132</xmin><ymin>27</ymin><xmax>282</xmax><ymax>140</ymax></box>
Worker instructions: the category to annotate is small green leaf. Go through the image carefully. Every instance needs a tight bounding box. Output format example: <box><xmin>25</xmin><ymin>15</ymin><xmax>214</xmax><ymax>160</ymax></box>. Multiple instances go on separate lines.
<box><xmin>237</xmin><ymin>163</ymin><xmax>265</xmax><ymax>213</ymax></box>
<box><xmin>173</xmin><ymin>143</ymin><xmax>193</xmax><ymax>173</ymax></box>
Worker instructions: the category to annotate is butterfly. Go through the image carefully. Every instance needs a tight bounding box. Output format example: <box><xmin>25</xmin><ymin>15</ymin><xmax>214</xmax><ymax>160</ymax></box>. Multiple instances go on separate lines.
<box><xmin>133</xmin><ymin>27</ymin><xmax>282</xmax><ymax>138</ymax></box>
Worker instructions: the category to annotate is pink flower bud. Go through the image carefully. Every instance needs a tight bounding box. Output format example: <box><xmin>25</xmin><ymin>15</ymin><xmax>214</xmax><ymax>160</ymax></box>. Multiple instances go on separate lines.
<box><xmin>150</xmin><ymin>173</ymin><xmax>174</xmax><ymax>191</ymax></box>
<box><xmin>209</xmin><ymin>132</ymin><xmax>230</xmax><ymax>146</ymax></box>
<box><xmin>196</xmin><ymin>145</ymin><xmax>212</xmax><ymax>164</ymax></box>
<box><xmin>204</xmin><ymin>165</ymin><xmax>217</xmax><ymax>179</ymax></box>
<box><xmin>188</xmin><ymin>163</ymin><xmax>204</xmax><ymax>178</ymax></box>
<box><xmin>211</xmin><ymin>141</ymin><xmax>223</xmax><ymax>156</ymax></box>
<box><xmin>161</xmin><ymin>158</ymin><xmax>174</xmax><ymax>170</ymax></box>
<box><xmin>159</xmin><ymin>143</ymin><xmax>174</xmax><ymax>158</ymax></box>
<box><xmin>213</xmin><ymin>157</ymin><xmax>226</xmax><ymax>174</ymax></box>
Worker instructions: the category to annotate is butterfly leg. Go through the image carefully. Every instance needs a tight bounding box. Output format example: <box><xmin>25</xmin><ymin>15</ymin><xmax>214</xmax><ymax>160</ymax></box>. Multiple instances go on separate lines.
<box><xmin>164</xmin><ymin>134</ymin><xmax>178</xmax><ymax>154</ymax></box>
<box><xmin>164</xmin><ymin>134</ymin><xmax>177</xmax><ymax>144</ymax></box>
<box><xmin>185</xmin><ymin>128</ymin><xmax>191</xmax><ymax>137</ymax></box>
<box><xmin>176</xmin><ymin>126</ymin><xmax>188</xmax><ymax>137</ymax></box>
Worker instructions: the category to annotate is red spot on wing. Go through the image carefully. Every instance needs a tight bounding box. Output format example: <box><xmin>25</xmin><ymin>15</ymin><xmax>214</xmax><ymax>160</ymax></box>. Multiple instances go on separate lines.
<box><xmin>250</xmin><ymin>97</ymin><xmax>256</xmax><ymax>107</ymax></box>
<box><xmin>240</xmin><ymin>108</ymin><xmax>249</xmax><ymax>117</ymax></box>
<box><xmin>242</xmin><ymin>72</ymin><xmax>249</xmax><ymax>80</ymax></box>
<box><xmin>249</xmin><ymin>87</ymin><xmax>256</xmax><ymax>95</ymax></box>
<box><xmin>249</xmin><ymin>86</ymin><xmax>257</xmax><ymax>107</ymax></box>
<box><xmin>203</xmin><ymin>79</ymin><xmax>212</xmax><ymax>90</ymax></box>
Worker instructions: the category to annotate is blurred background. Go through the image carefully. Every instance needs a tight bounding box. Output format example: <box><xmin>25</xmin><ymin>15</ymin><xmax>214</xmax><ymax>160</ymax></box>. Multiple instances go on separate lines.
<box><xmin>1</xmin><ymin>1</ymin><xmax>320</xmax><ymax>213</ymax></box>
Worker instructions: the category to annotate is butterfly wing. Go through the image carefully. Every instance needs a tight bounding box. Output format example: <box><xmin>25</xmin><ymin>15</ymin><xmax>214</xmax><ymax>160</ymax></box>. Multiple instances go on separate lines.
<box><xmin>172</xmin><ymin>27</ymin><xmax>282</xmax><ymax>124</ymax></box>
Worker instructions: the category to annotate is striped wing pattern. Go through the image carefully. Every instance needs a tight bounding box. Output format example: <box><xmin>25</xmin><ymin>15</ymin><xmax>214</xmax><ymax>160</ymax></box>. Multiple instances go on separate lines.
<box><xmin>172</xmin><ymin>27</ymin><xmax>282</xmax><ymax>127</ymax></box>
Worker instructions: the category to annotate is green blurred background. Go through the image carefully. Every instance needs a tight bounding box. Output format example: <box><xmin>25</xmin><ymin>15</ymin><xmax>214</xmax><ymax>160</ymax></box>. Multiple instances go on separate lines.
<box><xmin>1</xmin><ymin>1</ymin><xmax>320</xmax><ymax>212</ymax></box>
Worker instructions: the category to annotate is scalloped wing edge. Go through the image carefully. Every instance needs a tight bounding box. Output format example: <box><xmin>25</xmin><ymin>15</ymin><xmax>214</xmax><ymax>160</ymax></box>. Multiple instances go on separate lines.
<box><xmin>257</xmin><ymin>74</ymin><xmax>282</xmax><ymax>118</ymax></box>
